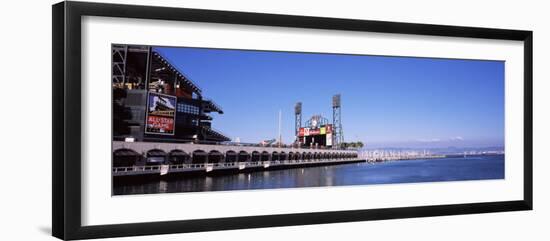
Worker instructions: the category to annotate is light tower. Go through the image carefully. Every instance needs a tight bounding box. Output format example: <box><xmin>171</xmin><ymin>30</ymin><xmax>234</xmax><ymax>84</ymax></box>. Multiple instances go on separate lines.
<box><xmin>332</xmin><ymin>94</ymin><xmax>344</xmax><ymax>149</ymax></box>
<box><xmin>295</xmin><ymin>102</ymin><xmax>302</xmax><ymax>144</ymax></box>
<box><xmin>278</xmin><ymin>110</ymin><xmax>282</xmax><ymax>148</ymax></box>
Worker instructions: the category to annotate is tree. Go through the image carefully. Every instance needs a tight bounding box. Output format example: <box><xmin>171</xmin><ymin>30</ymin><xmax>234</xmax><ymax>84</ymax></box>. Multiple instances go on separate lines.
<box><xmin>340</xmin><ymin>141</ymin><xmax>364</xmax><ymax>149</ymax></box>
<box><xmin>340</xmin><ymin>142</ymin><xmax>348</xmax><ymax>149</ymax></box>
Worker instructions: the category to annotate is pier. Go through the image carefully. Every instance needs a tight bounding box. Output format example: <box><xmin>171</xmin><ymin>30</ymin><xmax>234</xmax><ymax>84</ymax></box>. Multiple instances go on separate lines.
<box><xmin>113</xmin><ymin>141</ymin><xmax>362</xmax><ymax>177</ymax></box>
<box><xmin>360</xmin><ymin>149</ymin><xmax>445</xmax><ymax>162</ymax></box>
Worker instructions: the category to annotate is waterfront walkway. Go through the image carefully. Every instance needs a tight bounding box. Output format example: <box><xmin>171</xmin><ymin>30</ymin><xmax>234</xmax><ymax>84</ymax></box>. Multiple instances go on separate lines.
<box><xmin>112</xmin><ymin>141</ymin><xmax>362</xmax><ymax>177</ymax></box>
<box><xmin>113</xmin><ymin>157</ymin><xmax>363</xmax><ymax>177</ymax></box>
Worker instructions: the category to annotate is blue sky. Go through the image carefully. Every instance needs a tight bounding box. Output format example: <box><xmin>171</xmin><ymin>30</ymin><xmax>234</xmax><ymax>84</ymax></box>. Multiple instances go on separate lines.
<box><xmin>155</xmin><ymin>47</ymin><xmax>504</xmax><ymax>148</ymax></box>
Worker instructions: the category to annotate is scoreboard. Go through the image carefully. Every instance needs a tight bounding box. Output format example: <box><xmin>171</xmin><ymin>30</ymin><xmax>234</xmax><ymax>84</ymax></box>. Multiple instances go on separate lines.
<box><xmin>298</xmin><ymin>124</ymin><xmax>333</xmax><ymax>147</ymax></box>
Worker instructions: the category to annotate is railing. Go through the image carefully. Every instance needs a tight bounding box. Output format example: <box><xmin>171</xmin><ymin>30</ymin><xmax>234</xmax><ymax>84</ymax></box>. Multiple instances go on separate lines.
<box><xmin>113</xmin><ymin>157</ymin><xmax>362</xmax><ymax>175</ymax></box>
<box><xmin>217</xmin><ymin>141</ymin><xmax>354</xmax><ymax>151</ymax></box>
<box><xmin>113</xmin><ymin>138</ymin><xmax>356</xmax><ymax>151</ymax></box>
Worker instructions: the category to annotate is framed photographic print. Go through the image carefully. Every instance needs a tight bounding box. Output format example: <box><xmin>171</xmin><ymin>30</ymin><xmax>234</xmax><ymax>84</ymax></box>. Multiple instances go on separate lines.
<box><xmin>52</xmin><ymin>1</ymin><xmax>533</xmax><ymax>240</ymax></box>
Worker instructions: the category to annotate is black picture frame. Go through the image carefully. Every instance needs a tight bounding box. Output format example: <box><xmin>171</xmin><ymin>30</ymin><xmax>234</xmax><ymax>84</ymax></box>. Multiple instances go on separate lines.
<box><xmin>52</xmin><ymin>1</ymin><xmax>533</xmax><ymax>240</ymax></box>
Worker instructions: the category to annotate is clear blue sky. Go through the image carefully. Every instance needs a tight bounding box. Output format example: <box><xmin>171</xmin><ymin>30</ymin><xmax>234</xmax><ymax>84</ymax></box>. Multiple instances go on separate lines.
<box><xmin>155</xmin><ymin>46</ymin><xmax>504</xmax><ymax>148</ymax></box>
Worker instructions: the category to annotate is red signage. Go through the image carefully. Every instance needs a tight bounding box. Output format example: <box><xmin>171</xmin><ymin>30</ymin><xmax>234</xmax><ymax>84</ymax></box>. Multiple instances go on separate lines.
<box><xmin>309</xmin><ymin>129</ymin><xmax>320</xmax><ymax>135</ymax></box>
<box><xmin>147</xmin><ymin>116</ymin><xmax>175</xmax><ymax>133</ymax></box>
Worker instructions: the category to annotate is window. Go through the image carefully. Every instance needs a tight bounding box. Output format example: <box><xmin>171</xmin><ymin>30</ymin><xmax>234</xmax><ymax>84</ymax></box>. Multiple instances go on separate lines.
<box><xmin>177</xmin><ymin>103</ymin><xmax>199</xmax><ymax>114</ymax></box>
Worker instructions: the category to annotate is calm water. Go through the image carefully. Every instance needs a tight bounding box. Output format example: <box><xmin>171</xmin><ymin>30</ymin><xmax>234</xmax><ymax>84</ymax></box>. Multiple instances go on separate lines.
<box><xmin>113</xmin><ymin>155</ymin><xmax>504</xmax><ymax>195</ymax></box>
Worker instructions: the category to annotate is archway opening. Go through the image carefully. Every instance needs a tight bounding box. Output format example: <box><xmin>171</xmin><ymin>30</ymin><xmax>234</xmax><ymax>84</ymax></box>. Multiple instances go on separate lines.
<box><xmin>208</xmin><ymin>150</ymin><xmax>223</xmax><ymax>163</ymax></box>
<box><xmin>225</xmin><ymin>150</ymin><xmax>237</xmax><ymax>162</ymax></box>
<box><xmin>113</xmin><ymin>148</ymin><xmax>141</xmax><ymax>167</ymax></box>
<box><xmin>146</xmin><ymin>149</ymin><xmax>167</xmax><ymax>165</ymax></box>
<box><xmin>168</xmin><ymin>149</ymin><xmax>190</xmax><ymax>164</ymax></box>
<box><xmin>271</xmin><ymin>152</ymin><xmax>279</xmax><ymax>161</ymax></box>
<box><xmin>192</xmin><ymin>150</ymin><xmax>207</xmax><ymax>163</ymax></box>
<box><xmin>280</xmin><ymin>152</ymin><xmax>287</xmax><ymax>161</ymax></box>
<box><xmin>251</xmin><ymin>151</ymin><xmax>260</xmax><ymax>162</ymax></box>
<box><xmin>238</xmin><ymin>151</ymin><xmax>250</xmax><ymax>162</ymax></box>
<box><xmin>261</xmin><ymin>151</ymin><xmax>270</xmax><ymax>162</ymax></box>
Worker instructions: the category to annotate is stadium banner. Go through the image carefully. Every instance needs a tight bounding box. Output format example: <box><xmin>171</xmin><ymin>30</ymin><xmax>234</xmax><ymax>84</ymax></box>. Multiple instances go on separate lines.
<box><xmin>299</xmin><ymin>125</ymin><xmax>333</xmax><ymax>137</ymax></box>
<box><xmin>309</xmin><ymin>129</ymin><xmax>321</xmax><ymax>135</ymax></box>
<box><xmin>145</xmin><ymin>92</ymin><xmax>177</xmax><ymax>135</ymax></box>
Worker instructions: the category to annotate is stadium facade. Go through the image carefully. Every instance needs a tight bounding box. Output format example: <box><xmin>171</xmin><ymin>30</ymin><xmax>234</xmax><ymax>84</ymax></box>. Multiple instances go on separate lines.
<box><xmin>112</xmin><ymin>44</ymin><xmax>230</xmax><ymax>143</ymax></box>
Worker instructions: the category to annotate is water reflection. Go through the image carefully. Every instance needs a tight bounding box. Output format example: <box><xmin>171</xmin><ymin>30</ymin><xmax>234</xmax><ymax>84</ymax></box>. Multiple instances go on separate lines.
<box><xmin>158</xmin><ymin>180</ymin><xmax>167</xmax><ymax>193</ymax></box>
<box><xmin>113</xmin><ymin>155</ymin><xmax>504</xmax><ymax>195</ymax></box>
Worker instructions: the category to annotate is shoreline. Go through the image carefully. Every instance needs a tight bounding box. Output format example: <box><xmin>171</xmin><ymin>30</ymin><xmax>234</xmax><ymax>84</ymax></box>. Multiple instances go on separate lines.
<box><xmin>363</xmin><ymin>153</ymin><xmax>504</xmax><ymax>163</ymax></box>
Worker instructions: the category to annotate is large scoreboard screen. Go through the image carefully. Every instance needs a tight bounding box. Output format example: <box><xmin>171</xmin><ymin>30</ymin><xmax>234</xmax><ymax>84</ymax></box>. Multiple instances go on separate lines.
<box><xmin>298</xmin><ymin>124</ymin><xmax>333</xmax><ymax>147</ymax></box>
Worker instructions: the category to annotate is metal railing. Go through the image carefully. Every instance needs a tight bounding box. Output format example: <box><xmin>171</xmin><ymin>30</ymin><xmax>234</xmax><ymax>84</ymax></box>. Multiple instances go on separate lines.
<box><xmin>113</xmin><ymin>157</ymin><xmax>361</xmax><ymax>175</ymax></box>
<box><xmin>114</xmin><ymin>138</ymin><xmax>357</xmax><ymax>151</ymax></box>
